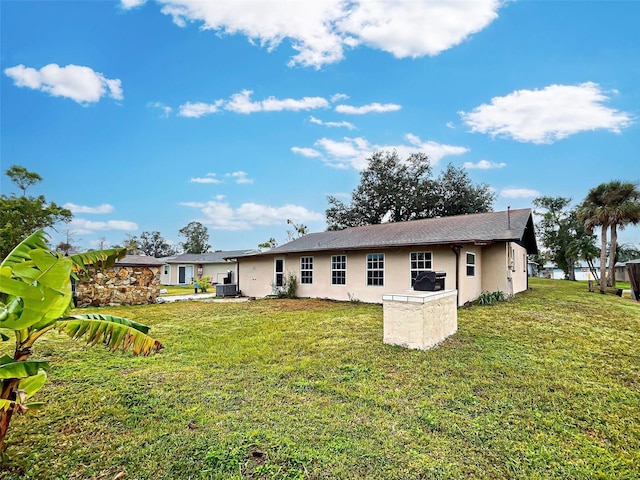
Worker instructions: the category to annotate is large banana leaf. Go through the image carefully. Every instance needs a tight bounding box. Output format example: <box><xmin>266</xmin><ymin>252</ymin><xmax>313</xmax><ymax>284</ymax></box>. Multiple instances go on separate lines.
<box><xmin>57</xmin><ymin>314</ymin><xmax>163</xmax><ymax>356</ymax></box>
<box><xmin>0</xmin><ymin>360</ymin><xmax>49</xmax><ymax>379</ymax></box>
<box><xmin>0</xmin><ymin>247</ymin><xmax>72</xmax><ymax>330</ymax></box>
<box><xmin>0</xmin><ymin>230</ymin><xmax>50</xmax><ymax>270</ymax></box>
<box><xmin>69</xmin><ymin>248</ymin><xmax>127</xmax><ymax>278</ymax></box>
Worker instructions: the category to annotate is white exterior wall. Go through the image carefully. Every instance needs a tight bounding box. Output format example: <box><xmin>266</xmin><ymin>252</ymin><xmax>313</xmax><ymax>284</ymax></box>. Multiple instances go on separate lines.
<box><xmin>161</xmin><ymin>262</ymin><xmax>238</xmax><ymax>285</ymax></box>
<box><xmin>457</xmin><ymin>246</ymin><xmax>483</xmax><ymax>305</ymax></box>
<box><xmin>238</xmin><ymin>244</ymin><xmax>522</xmax><ymax>306</ymax></box>
<box><xmin>480</xmin><ymin>242</ymin><xmax>529</xmax><ymax>298</ymax></box>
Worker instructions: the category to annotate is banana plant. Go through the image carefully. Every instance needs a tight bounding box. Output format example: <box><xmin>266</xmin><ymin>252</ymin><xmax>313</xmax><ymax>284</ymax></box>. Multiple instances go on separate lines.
<box><xmin>0</xmin><ymin>230</ymin><xmax>163</xmax><ymax>455</ymax></box>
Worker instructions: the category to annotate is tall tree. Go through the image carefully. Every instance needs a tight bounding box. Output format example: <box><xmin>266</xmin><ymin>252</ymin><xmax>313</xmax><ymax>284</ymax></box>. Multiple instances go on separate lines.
<box><xmin>55</xmin><ymin>230</ymin><xmax>80</xmax><ymax>256</ymax></box>
<box><xmin>326</xmin><ymin>151</ymin><xmax>494</xmax><ymax>230</ymax></box>
<box><xmin>534</xmin><ymin>196</ymin><xmax>598</xmax><ymax>280</ymax></box>
<box><xmin>616</xmin><ymin>243</ymin><xmax>640</xmax><ymax>263</ymax></box>
<box><xmin>5</xmin><ymin>165</ymin><xmax>42</xmax><ymax>196</ymax></box>
<box><xmin>433</xmin><ymin>163</ymin><xmax>496</xmax><ymax>217</ymax></box>
<box><xmin>577</xmin><ymin>181</ymin><xmax>640</xmax><ymax>291</ymax></box>
<box><xmin>286</xmin><ymin>219</ymin><xmax>308</xmax><ymax>242</ymax></box>
<box><xmin>138</xmin><ymin>231</ymin><xmax>177</xmax><ymax>257</ymax></box>
<box><xmin>179</xmin><ymin>221</ymin><xmax>211</xmax><ymax>254</ymax></box>
<box><xmin>0</xmin><ymin>166</ymin><xmax>72</xmax><ymax>259</ymax></box>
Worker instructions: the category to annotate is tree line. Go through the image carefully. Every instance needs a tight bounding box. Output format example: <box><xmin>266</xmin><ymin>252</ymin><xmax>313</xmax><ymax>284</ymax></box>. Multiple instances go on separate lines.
<box><xmin>0</xmin><ymin>165</ymin><xmax>212</xmax><ymax>259</ymax></box>
<box><xmin>3</xmin><ymin>158</ymin><xmax>640</xmax><ymax>289</ymax></box>
<box><xmin>533</xmin><ymin>181</ymin><xmax>640</xmax><ymax>292</ymax></box>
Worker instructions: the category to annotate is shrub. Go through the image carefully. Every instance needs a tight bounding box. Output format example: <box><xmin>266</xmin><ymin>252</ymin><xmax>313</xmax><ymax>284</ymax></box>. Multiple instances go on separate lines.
<box><xmin>477</xmin><ymin>290</ymin><xmax>507</xmax><ymax>306</ymax></box>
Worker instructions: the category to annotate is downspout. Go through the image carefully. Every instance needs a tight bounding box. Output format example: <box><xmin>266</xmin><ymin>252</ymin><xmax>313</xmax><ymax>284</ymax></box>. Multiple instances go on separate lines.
<box><xmin>235</xmin><ymin>258</ymin><xmax>241</xmax><ymax>295</ymax></box>
<box><xmin>451</xmin><ymin>244</ymin><xmax>462</xmax><ymax>306</ymax></box>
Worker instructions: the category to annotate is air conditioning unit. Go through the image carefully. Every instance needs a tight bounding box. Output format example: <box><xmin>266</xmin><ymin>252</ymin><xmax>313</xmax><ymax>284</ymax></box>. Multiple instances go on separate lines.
<box><xmin>216</xmin><ymin>284</ymin><xmax>237</xmax><ymax>297</ymax></box>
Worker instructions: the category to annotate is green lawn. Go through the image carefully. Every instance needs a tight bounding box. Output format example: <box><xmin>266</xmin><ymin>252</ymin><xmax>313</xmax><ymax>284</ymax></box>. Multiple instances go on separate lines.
<box><xmin>2</xmin><ymin>279</ymin><xmax>639</xmax><ymax>479</ymax></box>
<box><xmin>160</xmin><ymin>284</ymin><xmax>198</xmax><ymax>296</ymax></box>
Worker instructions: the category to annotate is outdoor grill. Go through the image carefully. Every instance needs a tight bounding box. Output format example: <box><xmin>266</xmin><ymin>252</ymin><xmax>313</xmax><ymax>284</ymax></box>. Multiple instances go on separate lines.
<box><xmin>413</xmin><ymin>271</ymin><xmax>446</xmax><ymax>292</ymax></box>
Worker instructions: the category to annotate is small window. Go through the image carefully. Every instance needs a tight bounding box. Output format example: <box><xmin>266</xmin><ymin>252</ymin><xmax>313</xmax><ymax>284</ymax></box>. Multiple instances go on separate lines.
<box><xmin>466</xmin><ymin>252</ymin><xmax>476</xmax><ymax>277</ymax></box>
<box><xmin>331</xmin><ymin>255</ymin><xmax>346</xmax><ymax>285</ymax></box>
<box><xmin>274</xmin><ymin>258</ymin><xmax>284</xmax><ymax>287</ymax></box>
<box><xmin>163</xmin><ymin>265</ymin><xmax>169</xmax><ymax>275</ymax></box>
<box><xmin>367</xmin><ymin>253</ymin><xmax>384</xmax><ymax>286</ymax></box>
<box><xmin>300</xmin><ymin>256</ymin><xmax>313</xmax><ymax>284</ymax></box>
<box><xmin>410</xmin><ymin>252</ymin><xmax>432</xmax><ymax>286</ymax></box>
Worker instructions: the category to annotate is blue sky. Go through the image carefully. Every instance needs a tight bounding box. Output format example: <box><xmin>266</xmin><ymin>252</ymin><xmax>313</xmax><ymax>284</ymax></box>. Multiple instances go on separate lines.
<box><xmin>2</xmin><ymin>0</ymin><xmax>639</xmax><ymax>252</ymax></box>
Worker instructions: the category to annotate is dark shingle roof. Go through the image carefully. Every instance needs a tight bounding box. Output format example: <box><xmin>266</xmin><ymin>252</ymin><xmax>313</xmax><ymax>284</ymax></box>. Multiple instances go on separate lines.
<box><xmin>116</xmin><ymin>255</ymin><xmax>165</xmax><ymax>267</ymax></box>
<box><xmin>162</xmin><ymin>250</ymin><xmax>258</xmax><ymax>264</ymax></box>
<box><xmin>231</xmin><ymin>209</ymin><xmax>537</xmax><ymax>258</ymax></box>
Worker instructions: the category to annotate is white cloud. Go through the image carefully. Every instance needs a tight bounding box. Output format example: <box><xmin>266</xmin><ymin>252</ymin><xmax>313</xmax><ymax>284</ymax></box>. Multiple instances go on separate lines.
<box><xmin>63</xmin><ymin>203</ymin><xmax>114</xmax><ymax>214</ymax></box>
<box><xmin>4</xmin><ymin>63</ymin><xmax>123</xmax><ymax>104</ymax></box>
<box><xmin>178</xmin><ymin>101</ymin><xmax>223</xmax><ymax>118</ymax></box>
<box><xmin>225</xmin><ymin>90</ymin><xmax>328</xmax><ymax>114</ymax></box>
<box><xmin>137</xmin><ymin>0</ymin><xmax>503</xmax><ymax>68</ymax></box>
<box><xmin>330</xmin><ymin>93</ymin><xmax>349</xmax><ymax>102</ymax></box>
<box><xmin>501</xmin><ymin>188</ymin><xmax>541</xmax><ymax>199</ymax></box>
<box><xmin>178</xmin><ymin>90</ymin><xmax>330</xmax><ymax>117</ymax></box>
<box><xmin>293</xmin><ymin>133</ymin><xmax>468</xmax><ymax>170</ymax></box>
<box><xmin>338</xmin><ymin>1</ymin><xmax>502</xmax><ymax>59</ymax></box>
<box><xmin>462</xmin><ymin>159</ymin><xmax>506</xmax><ymax>170</ymax></box>
<box><xmin>309</xmin><ymin>115</ymin><xmax>356</xmax><ymax>129</ymax></box>
<box><xmin>446</xmin><ymin>122</ymin><xmax>455</xmax><ymax>129</ymax></box>
<box><xmin>335</xmin><ymin>102</ymin><xmax>401</xmax><ymax>114</ymax></box>
<box><xmin>190</xmin><ymin>173</ymin><xmax>221</xmax><ymax>184</ymax></box>
<box><xmin>147</xmin><ymin>101</ymin><xmax>172</xmax><ymax>117</ymax></box>
<box><xmin>226</xmin><ymin>171</ymin><xmax>253</xmax><ymax>184</ymax></box>
<box><xmin>121</xmin><ymin>0</ymin><xmax>146</xmax><ymax>8</ymax></box>
<box><xmin>460</xmin><ymin>82</ymin><xmax>633</xmax><ymax>144</ymax></box>
<box><xmin>180</xmin><ymin>200</ymin><xmax>323</xmax><ymax>231</ymax></box>
<box><xmin>291</xmin><ymin>147</ymin><xmax>322</xmax><ymax>158</ymax></box>
<box><xmin>69</xmin><ymin>218</ymin><xmax>138</xmax><ymax>234</ymax></box>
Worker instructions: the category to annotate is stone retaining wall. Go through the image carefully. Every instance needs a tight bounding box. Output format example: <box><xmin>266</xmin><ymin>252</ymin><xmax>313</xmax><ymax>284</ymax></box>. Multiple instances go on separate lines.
<box><xmin>75</xmin><ymin>265</ymin><xmax>161</xmax><ymax>307</ymax></box>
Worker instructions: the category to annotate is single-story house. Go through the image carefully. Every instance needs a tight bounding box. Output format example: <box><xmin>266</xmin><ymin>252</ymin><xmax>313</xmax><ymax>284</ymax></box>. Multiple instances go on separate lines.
<box><xmin>540</xmin><ymin>260</ymin><xmax>602</xmax><ymax>281</ymax></box>
<box><xmin>227</xmin><ymin>208</ymin><xmax>538</xmax><ymax>306</ymax></box>
<box><xmin>160</xmin><ymin>250</ymin><xmax>258</xmax><ymax>286</ymax></box>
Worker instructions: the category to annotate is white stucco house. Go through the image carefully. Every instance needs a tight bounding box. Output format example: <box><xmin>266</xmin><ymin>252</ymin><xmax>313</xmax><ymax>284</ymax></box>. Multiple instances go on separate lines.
<box><xmin>160</xmin><ymin>250</ymin><xmax>257</xmax><ymax>286</ymax></box>
<box><xmin>226</xmin><ymin>209</ymin><xmax>538</xmax><ymax>306</ymax></box>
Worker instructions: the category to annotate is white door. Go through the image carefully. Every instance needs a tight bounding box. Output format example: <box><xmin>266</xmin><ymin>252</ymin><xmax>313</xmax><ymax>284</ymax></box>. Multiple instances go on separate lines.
<box><xmin>178</xmin><ymin>265</ymin><xmax>194</xmax><ymax>285</ymax></box>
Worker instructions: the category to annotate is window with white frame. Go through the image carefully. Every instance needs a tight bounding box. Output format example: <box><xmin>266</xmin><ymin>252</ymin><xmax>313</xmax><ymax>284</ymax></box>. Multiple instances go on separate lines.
<box><xmin>163</xmin><ymin>265</ymin><xmax>170</xmax><ymax>275</ymax></box>
<box><xmin>300</xmin><ymin>256</ymin><xmax>313</xmax><ymax>284</ymax></box>
<box><xmin>466</xmin><ymin>252</ymin><xmax>476</xmax><ymax>277</ymax></box>
<box><xmin>274</xmin><ymin>258</ymin><xmax>285</xmax><ymax>287</ymax></box>
<box><xmin>410</xmin><ymin>251</ymin><xmax>433</xmax><ymax>286</ymax></box>
<box><xmin>367</xmin><ymin>253</ymin><xmax>384</xmax><ymax>286</ymax></box>
<box><xmin>331</xmin><ymin>255</ymin><xmax>346</xmax><ymax>285</ymax></box>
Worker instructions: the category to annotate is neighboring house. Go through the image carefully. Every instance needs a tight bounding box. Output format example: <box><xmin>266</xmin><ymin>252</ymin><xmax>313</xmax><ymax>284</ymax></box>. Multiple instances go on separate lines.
<box><xmin>615</xmin><ymin>259</ymin><xmax>640</xmax><ymax>282</ymax></box>
<box><xmin>75</xmin><ymin>255</ymin><xmax>164</xmax><ymax>307</ymax></box>
<box><xmin>227</xmin><ymin>209</ymin><xmax>538</xmax><ymax>306</ymax></box>
<box><xmin>160</xmin><ymin>250</ymin><xmax>258</xmax><ymax>286</ymax></box>
<box><xmin>539</xmin><ymin>260</ymin><xmax>602</xmax><ymax>281</ymax></box>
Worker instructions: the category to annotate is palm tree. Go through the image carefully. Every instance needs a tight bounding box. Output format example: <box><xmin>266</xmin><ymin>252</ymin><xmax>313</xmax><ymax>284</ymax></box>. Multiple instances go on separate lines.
<box><xmin>577</xmin><ymin>184</ymin><xmax>610</xmax><ymax>293</ymax></box>
<box><xmin>577</xmin><ymin>181</ymin><xmax>640</xmax><ymax>292</ymax></box>
<box><xmin>604</xmin><ymin>181</ymin><xmax>640</xmax><ymax>286</ymax></box>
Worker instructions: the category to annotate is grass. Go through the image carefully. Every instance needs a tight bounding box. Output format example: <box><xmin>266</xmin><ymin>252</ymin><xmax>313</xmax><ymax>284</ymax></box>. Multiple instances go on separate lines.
<box><xmin>1</xmin><ymin>278</ymin><xmax>639</xmax><ymax>479</ymax></box>
<box><xmin>160</xmin><ymin>284</ymin><xmax>197</xmax><ymax>296</ymax></box>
